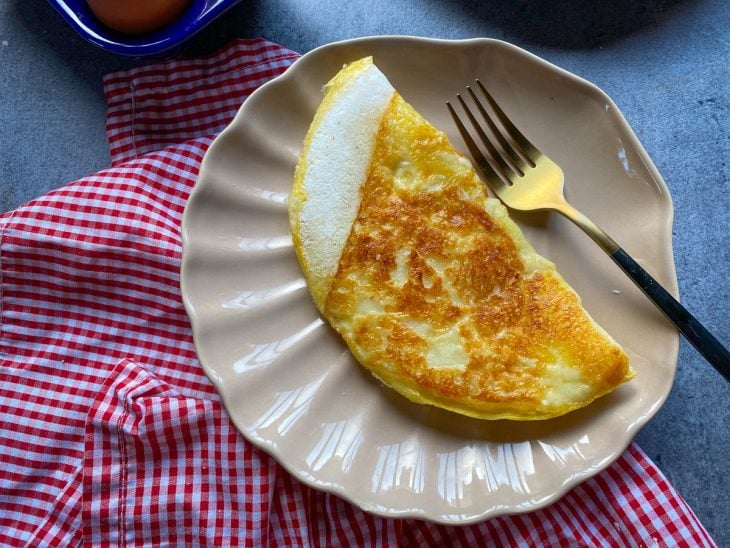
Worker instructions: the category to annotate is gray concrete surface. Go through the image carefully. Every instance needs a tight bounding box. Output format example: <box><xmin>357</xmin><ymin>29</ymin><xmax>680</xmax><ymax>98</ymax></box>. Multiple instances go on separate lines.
<box><xmin>1</xmin><ymin>0</ymin><xmax>728</xmax><ymax>543</ymax></box>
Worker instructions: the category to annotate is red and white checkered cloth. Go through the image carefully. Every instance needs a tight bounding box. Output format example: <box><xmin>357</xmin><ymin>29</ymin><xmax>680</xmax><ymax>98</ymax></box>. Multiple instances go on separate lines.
<box><xmin>0</xmin><ymin>38</ymin><xmax>716</xmax><ymax>547</ymax></box>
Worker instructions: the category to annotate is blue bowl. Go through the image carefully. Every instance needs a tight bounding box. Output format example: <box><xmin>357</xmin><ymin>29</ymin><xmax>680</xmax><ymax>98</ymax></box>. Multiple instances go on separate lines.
<box><xmin>48</xmin><ymin>0</ymin><xmax>242</xmax><ymax>57</ymax></box>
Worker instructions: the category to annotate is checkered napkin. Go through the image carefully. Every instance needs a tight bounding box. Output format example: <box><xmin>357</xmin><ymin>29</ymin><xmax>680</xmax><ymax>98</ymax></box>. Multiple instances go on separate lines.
<box><xmin>0</xmin><ymin>38</ymin><xmax>716</xmax><ymax>547</ymax></box>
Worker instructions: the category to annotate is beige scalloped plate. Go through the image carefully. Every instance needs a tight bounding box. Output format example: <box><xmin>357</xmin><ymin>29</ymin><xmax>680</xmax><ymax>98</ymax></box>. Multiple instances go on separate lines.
<box><xmin>180</xmin><ymin>36</ymin><xmax>678</xmax><ymax>524</ymax></box>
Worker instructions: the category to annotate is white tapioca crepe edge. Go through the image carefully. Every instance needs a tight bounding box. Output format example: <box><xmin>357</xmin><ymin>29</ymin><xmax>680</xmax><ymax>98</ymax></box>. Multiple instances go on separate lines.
<box><xmin>289</xmin><ymin>57</ymin><xmax>395</xmax><ymax>310</ymax></box>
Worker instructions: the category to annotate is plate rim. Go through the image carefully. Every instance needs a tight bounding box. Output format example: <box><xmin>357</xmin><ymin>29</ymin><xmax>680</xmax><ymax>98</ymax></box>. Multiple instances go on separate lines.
<box><xmin>180</xmin><ymin>35</ymin><xmax>679</xmax><ymax>524</ymax></box>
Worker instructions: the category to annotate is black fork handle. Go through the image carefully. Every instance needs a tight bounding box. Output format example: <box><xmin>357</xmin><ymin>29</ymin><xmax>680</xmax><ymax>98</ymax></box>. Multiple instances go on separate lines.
<box><xmin>611</xmin><ymin>247</ymin><xmax>730</xmax><ymax>380</ymax></box>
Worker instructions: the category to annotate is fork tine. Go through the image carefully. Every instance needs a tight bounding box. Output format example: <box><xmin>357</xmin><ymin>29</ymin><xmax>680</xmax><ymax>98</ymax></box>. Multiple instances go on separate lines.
<box><xmin>455</xmin><ymin>94</ymin><xmax>516</xmax><ymax>181</ymax></box>
<box><xmin>446</xmin><ymin>101</ymin><xmax>508</xmax><ymax>192</ymax></box>
<box><xmin>467</xmin><ymin>86</ymin><xmax>528</xmax><ymax>174</ymax></box>
<box><xmin>475</xmin><ymin>80</ymin><xmax>539</xmax><ymax>166</ymax></box>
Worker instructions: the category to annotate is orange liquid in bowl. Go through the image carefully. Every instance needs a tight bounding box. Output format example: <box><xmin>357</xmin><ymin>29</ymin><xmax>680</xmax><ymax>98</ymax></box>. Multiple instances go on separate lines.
<box><xmin>86</xmin><ymin>0</ymin><xmax>193</xmax><ymax>35</ymax></box>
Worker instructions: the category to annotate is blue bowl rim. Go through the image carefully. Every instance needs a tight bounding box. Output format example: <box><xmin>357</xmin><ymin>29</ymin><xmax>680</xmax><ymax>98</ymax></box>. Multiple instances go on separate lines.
<box><xmin>47</xmin><ymin>0</ymin><xmax>242</xmax><ymax>56</ymax></box>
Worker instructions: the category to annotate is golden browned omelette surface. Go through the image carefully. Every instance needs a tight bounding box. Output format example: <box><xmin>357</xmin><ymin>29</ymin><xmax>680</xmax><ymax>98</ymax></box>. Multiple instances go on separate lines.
<box><xmin>291</xmin><ymin>59</ymin><xmax>633</xmax><ymax>420</ymax></box>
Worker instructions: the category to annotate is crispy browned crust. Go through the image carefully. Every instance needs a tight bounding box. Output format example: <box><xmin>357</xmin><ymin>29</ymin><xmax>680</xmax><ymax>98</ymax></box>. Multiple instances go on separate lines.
<box><xmin>322</xmin><ymin>94</ymin><xmax>632</xmax><ymax>420</ymax></box>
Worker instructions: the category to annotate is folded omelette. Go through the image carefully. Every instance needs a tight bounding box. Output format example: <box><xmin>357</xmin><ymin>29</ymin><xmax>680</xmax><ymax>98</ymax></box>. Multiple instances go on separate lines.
<box><xmin>289</xmin><ymin>57</ymin><xmax>634</xmax><ymax>420</ymax></box>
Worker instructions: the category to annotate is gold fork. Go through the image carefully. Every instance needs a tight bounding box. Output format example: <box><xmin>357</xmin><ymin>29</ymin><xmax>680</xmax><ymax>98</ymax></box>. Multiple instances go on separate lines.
<box><xmin>447</xmin><ymin>80</ymin><xmax>729</xmax><ymax>379</ymax></box>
